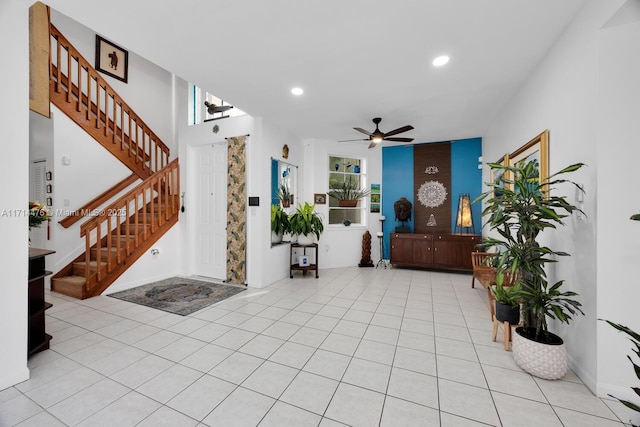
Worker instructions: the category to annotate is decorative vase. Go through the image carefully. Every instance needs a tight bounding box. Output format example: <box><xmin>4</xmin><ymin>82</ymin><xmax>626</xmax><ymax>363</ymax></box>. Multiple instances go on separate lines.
<box><xmin>297</xmin><ymin>234</ymin><xmax>315</xmax><ymax>245</ymax></box>
<box><xmin>512</xmin><ymin>326</ymin><xmax>567</xmax><ymax>380</ymax></box>
<box><xmin>495</xmin><ymin>302</ymin><xmax>520</xmax><ymax>325</ymax></box>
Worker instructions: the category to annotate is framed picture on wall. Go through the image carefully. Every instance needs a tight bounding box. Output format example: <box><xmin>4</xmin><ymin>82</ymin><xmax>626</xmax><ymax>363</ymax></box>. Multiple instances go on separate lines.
<box><xmin>510</xmin><ymin>130</ymin><xmax>549</xmax><ymax>198</ymax></box>
<box><xmin>95</xmin><ymin>35</ymin><xmax>129</xmax><ymax>83</ymax></box>
<box><xmin>314</xmin><ymin>193</ymin><xmax>326</xmax><ymax>204</ymax></box>
<box><xmin>491</xmin><ymin>153</ymin><xmax>510</xmax><ymax>197</ymax></box>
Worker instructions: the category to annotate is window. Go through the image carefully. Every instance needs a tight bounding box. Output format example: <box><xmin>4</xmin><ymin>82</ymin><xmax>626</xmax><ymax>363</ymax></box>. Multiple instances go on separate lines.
<box><xmin>328</xmin><ymin>155</ymin><xmax>367</xmax><ymax>226</ymax></box>
<box><xmin>188</xmin><ymin>84</ymin><xmax>246</xmax><ymax>126</ymax></box>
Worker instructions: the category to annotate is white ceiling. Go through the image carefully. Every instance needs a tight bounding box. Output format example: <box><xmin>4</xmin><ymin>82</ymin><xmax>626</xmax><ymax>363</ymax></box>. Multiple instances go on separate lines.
<box><xmin>43</xmin><ymin>0</ymin><xmax>587</xmax><ymax>145</ymax></box>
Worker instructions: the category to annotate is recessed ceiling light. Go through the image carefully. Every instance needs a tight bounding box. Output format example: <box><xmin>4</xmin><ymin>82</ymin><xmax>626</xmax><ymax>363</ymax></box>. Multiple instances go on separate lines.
<box><xmin>432</xmin><ymin>55</ymin><xmax>450</xmax><ymax>67</ymax></box>
<box><xmin>291</xmin><ymin>87</ymin><xmax>304</xmax><ymax>96</ymax></box>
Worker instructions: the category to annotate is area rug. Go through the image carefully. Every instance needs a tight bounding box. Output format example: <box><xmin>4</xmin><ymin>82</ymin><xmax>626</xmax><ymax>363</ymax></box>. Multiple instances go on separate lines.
<box><xmin>107</xmin><ymin>277</ymin><xmax>246</xmax><ymax>316</ymax></box>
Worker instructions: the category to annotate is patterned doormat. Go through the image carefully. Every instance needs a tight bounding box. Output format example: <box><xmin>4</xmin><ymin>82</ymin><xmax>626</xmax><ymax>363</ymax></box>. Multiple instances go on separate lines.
<box><xmin>107</xmin><ymin>277</ymin><xmax>246</xmax><ymax>316</ymax></box>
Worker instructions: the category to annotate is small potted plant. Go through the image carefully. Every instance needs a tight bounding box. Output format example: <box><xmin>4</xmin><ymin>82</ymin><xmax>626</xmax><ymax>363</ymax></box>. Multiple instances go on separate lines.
<box><xmin>29</xmin><ymin>200</ymin><xmax>52</xmax><ymax>230</ymax></box>
<box><xmin>289</xmin><ymin>202</ymin><xmax>324</xmax><ymax>245</ymax></box>
<box><xmin>327</xmin><ymin>177</ymin><xmax>370</xmax><ymax>207</ymax></box>
<box><xmin>271</xmin><ymin>204</ymin><xmax>290</xmax><ymax>244</ymax></box>
<box><xmin>492</xmin><ymin>273</ymin><xmax>521</xmax><ymax>325</ymax></box>
<box><xmin>277</xmin><ymin>182</ymin><xmax>292</xmax><ymax>208</ymax></box>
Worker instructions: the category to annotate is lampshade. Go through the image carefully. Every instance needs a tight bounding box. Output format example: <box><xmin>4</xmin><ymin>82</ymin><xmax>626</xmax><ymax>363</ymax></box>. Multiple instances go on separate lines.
<box><xmin>455</xmin><ymin>193</ymin><xmax>474</xmax><ymax>234</ymax></box>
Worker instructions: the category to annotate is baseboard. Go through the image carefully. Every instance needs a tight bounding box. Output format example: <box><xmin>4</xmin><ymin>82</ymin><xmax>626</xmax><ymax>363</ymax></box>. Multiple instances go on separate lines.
<box><xmin>567</xmin><ymin>353</ymin><xmax>597</xmax><ymax>394</ymax></box>
<box><xmin>0</xmin><ymin>366</ymin><xmax>30</xmax><ymax>390</ymax></box>
<box><xmin>103</xmin><ymin>272</ymin><xmax>176</xmax><ymax>295</ymax></box>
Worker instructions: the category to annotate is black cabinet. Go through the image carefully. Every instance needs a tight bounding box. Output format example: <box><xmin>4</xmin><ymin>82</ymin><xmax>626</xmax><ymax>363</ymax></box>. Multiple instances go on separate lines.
<box><xmin>290</xmin><ymin>243</ymin><xmax>319</xmax><ymax>278</ymax></box>
<box><xmin>28</xmin><ymin>248</ymin><xmax>55</xmax><ymax>357</ymax></box>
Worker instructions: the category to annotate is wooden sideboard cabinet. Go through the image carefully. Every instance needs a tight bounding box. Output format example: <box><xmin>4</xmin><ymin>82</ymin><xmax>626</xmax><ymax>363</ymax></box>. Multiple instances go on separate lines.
<box><xmin>28</xmin><ymin>248</ymin><xmax>55</xmax><ymax>357</ymax></box>
<box><xmin>390</xmin><ymin>233</ymin><xmax>481</xmax><ymax>271</ymax></box>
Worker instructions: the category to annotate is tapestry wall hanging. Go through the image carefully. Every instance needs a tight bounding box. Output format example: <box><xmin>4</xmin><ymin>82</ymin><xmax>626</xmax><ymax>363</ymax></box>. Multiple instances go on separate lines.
<box><xmin>413</xmin><ymin>142</ymin><xmax>451</xmax><ymax>233</ymax></box>
<box><xmin>226</xmin><ymin>135</ymin><xmax>247</xmax><ymax>284</ymax></box>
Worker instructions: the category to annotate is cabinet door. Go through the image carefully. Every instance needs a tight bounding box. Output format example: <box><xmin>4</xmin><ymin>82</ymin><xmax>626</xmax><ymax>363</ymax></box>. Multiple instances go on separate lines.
<box><xmin>456</xmin><ymin>237</ymin><xmax>480</xmax><ymax>270</ymax></box>
<box><xmin>433</xmin><ymin>237</ymin><xmax>457</xmax><ymax>267</ymax></box>
<box><xmin>413</xmin><ymin>236</ymin><xmax>433</xmax><ymax>265</ymax></box>
<box><xmin>390</xmin><ymin>235</ymin><xmax>414</xmax><ymax>264</ymax></box>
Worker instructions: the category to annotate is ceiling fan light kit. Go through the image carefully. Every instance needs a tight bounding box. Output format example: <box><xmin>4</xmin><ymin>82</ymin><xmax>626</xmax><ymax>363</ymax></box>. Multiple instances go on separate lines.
<box><xmin>339</xmin><ymin>117</ymin><xmax>414</xmax><ymax>148</ymax></box>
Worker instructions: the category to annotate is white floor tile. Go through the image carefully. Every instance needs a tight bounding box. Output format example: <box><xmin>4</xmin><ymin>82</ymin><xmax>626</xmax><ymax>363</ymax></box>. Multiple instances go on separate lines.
<box><xmin>258</xmin><ymin>401</ymin><xmax>322</xmax><ymax>427</ymax></box>
<box><xmin>0</xmin><ymin>394</ymin><xmax>42</xmax><ymax>427</ymax></box>
<box><xmin>438</xmin><ymin>378</ymin><xmax>499</xmax><ymax>425</ymax></box>
<box><xmin>166</xmin><ymin>375</ymin><xmax>235</xmax><ymax>421</ymax></box>
<box><xmin>342</xmin><ymin>358</ymin><xmax>392</xmax><ymax>393</ymax></box>
<box><xmin>241</xmin><ymin>360</ymin><xmax>298</xmax><ymax>398</ymax></box>
<box><xmin>325</xmin><ymin>383</ymin><xmax>385</xmax><ymax>427</ymax></box>
<box><xmin>387</xmin><ymin>367</ymin><xmax>438</xmax><ymax>409</ymax></box>
<box><xmin>110</xmin><ymin>354</ymin><xmax>174</xmax><ymax>389</ymax></box>
<box><xmin>179</xmin><ymin>343</ymin><xmax>233</xmax><ymax>373</ymax></box>
<box><xmin>208</xmin><ymin>351</ymin><xmax>264</xmax><ymax>384</ymax></box>
<box><xmin>1</xmin><ymin>268</ymin><xmax>616</xmax><ymax>426</ymax></box>
<box><xmin>493</xmin><ymin>392</ymin><xmax>563</xmax><ymax>426</ymax></box>
<box><xmin>302</xmin><ymin>349</ymin><xmax>352</xmax><ymax>380</ymax></box>
<box><xmin>380</xmin><ymin>396</ymin><xmax>440</xmax><ymax>427</ymax></box>
<box><xmin>202</xmin><ymin>386</ymin><xmax>275</xmax><ymax>426</ymax></box>
<box><xmin>280</xmin><ymin>371</ymin><xmax>339</xmax><ymax>415</ymax></box>
<box><xmin>48</xmin><ymin>378</ymin><xmax>130</xmax><ymax>425</ymax></box>
<box><xmin>136</xmin><ymin>405</ymin><xmax>199</xmax><ymax>427</ymax></box>
<box><xmin>268</xmin><ymin>341</ymin><xmax>316</xmax><ymax>369</ymax></box>
<box><xmin>76</xmin><ymin>391</ymin><xmax>161</xmax><ymax>427</ymax></box>
<box><xmin>136</xmin><ymin>364</ymin><xmax>202</xmax><ymax>403</ymax></box>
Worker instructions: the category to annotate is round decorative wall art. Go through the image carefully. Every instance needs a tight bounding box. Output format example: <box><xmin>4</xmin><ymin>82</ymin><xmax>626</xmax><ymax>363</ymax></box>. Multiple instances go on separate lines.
<box><xmin>417</xmin><ymin>180</ymin><xmax>447</xmax><ymax>208</ymax></box>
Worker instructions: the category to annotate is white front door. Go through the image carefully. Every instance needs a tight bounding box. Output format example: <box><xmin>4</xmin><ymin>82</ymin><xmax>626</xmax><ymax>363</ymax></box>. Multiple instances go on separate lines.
<box><xmin>194</xmin><ymin>143</ymin><xmax>227</xmax><ymax>280</ymax></box>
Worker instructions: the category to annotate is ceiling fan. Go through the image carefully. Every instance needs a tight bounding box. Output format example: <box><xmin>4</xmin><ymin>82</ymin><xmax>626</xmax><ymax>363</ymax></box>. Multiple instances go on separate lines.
<box><xmin>340</xmin><ymin>117</ymin><xmax>414</xmax><ymax>148</ymax></box>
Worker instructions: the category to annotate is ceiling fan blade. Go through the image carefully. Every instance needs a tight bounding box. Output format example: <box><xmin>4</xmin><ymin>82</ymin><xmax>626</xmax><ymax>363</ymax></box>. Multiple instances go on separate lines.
<box><xmin>383</xmin><ymin>125</ymin><xmax>414</xmax><ymax>137</ymax></box>
<box><xmin>338</xmin><ymin>138</ymin><xmax>368</xmax><ymax>142</ymax></box>
<box><xmin>368</xmin><ymin>140</ymin><xmax>380</xmax><ymax>149</ymax></box>
<box><xmin>384</xmin><ymin>137</ymin><xmax>414</xmax><ymax>142</ymax></box>
<box><xmin>354</xmin><ymin>127</ymin><xmax>373</xmax><ymax>136</ymax></box>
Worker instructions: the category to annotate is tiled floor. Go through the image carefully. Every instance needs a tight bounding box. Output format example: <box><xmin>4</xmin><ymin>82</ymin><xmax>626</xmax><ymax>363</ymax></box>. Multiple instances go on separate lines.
<box><xmin>0</xmin><ymin>267</ymin><xmax>635</xmax><ymax>426</ymax></box>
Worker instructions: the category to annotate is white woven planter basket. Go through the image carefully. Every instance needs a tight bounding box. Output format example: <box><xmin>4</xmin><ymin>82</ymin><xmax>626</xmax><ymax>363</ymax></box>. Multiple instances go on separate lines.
<box><xmin>512</xmin><ymin>327</ymin><xmax>567</xmax><ymax>380</ymax></box>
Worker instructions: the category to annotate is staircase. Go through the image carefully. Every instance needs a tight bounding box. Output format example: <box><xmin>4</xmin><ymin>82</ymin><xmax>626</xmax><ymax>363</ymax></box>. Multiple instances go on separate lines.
<box><xmin>48</xmin><ymin>24</ymin><xmax>180</xmax><ymax>299</ymax></box>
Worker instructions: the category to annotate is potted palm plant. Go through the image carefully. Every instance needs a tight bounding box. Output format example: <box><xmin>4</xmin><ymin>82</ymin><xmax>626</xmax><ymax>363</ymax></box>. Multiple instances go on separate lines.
<box><xmin>475</xmin><ymin>159</ymin><xmax>585</xmax><ymax>379</ymax></box>
<box><xmin>271</xmin><ymin>204</ymin><xmax>290</xmax><ymax>244</ymax></box>
<box><xmin>327</xmin><ymin>177</ymin><xmax>370</xmax><ymax>207</ymax></box>
<box><xmin>289</xmin><ymin>202</ymin><xmax>324</xmax><ymax>245</ymax></box>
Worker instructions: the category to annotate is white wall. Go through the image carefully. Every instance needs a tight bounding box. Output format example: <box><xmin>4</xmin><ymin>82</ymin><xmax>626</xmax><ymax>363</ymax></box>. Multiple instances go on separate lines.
<box><xmin>304</xmin><ymin>139</ymin><xmax>384</xmax><ymax>269</ymax></box>
<box><xmin>483</xmin><ymin>0</ymin><xmax>631</xmax><ymax>397</ymax></box>
<box><xmin>50</xmin><ymin>10</ymin><xmax>175</xmax><ymax>151</ymax></box>
<box><xmin>597</xmin><ymin>8</ymin><xmax>640</xmax><ymax>411</ymax></box>
<box><xmin>0</xmin><ymin>0</ymin><xmax>30</xmax><ymax>390</ymax></box>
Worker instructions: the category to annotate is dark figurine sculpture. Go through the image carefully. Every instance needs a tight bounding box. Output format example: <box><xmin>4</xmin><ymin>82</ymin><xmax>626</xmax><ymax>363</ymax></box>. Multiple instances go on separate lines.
<box><xmin>358</xmin><ymin>230</ymin><xmax>374</xmax><ymax>267</ymax></box>
<box><xmin>394</xmin><ymin>197</ymin><xmax>412</xmax><ymax>233</ymax></box>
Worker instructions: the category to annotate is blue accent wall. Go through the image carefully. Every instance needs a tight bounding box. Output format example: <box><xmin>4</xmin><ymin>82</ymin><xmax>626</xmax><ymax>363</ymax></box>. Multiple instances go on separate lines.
<box><xmin>381</xmin><ymin>145</ymin><xmax>414</xmax><ymax>259</ymax></box>
<box><xmin>271</xmin><ymin>158</ymin><xmax>279</xmax><ymax>206</ymax></box>
<box><xmin>450</xmin><ymin>137</ymin><xmax>482</xmax><ymax>233</ymax></box>
<box><xmin>381</xmin><ymin>137</ymin><xmax>482</xmax><ymax>258</ymax></box>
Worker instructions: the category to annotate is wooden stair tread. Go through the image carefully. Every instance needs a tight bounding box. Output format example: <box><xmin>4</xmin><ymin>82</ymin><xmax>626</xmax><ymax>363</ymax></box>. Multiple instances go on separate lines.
<box><xmin>52</xmin><ymin>275</ymin><xmax>86</xmax><ymax>285</ymax></box>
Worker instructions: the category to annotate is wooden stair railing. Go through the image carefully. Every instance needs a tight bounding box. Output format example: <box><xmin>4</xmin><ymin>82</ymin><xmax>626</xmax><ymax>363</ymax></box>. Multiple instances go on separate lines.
<box><xmin>51</xmin><ymin>159</ymin><xmax>180</xmax><ymax>299</ymax></box>
<box><xmin>49</xmin><ymin>24</ymin><xmax>169</xmax><ymax>179</ymax></box>
<box><xmin>59</xmin><ymin>173</ymin><xmax>139</xmax><ymax>229</ymax></box>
